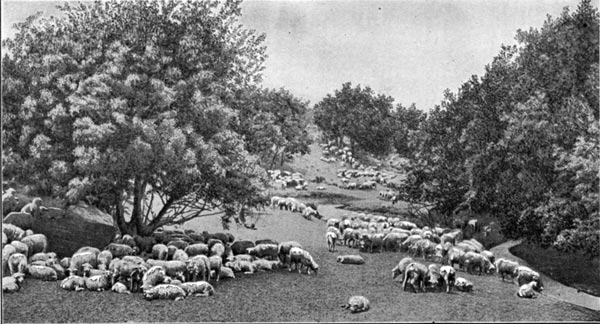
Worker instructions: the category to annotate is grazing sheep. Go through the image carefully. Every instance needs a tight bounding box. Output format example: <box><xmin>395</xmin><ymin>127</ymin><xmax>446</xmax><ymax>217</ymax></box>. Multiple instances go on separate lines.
<box><xmin>343</xmin><ymin>228</ymin><xmax>361</xmax><ymax>248</ymax></box>
<box><xmin>392</xmin><ymin>257</ymin><xmax>414</xmax><ymax>280</ymax></box>
<box><xmin>289</xmin><ymin>247</ymin><xmax>319</xmax><ymax>275</ymax></box>
<box><xmin>60</xmin><ymin>275</ymin><xmax>86</xmax><ymax>291</ymax></box>
<box><xmin>219</xmin><ymin>266</ymin><xmax>235</xmax><ymax>279</ymax></box>
<box><xmin>208</xmin><ymin>255</ymin><xmax>222</xmax><ymax>281</ymax></box>
<box><xmin>85</xmin><ymin>273</ymin><xmax>111</xmax><ymax>291</ymax></box>
<box><xmin>514</xmin><ymin>266</ymin><xmax>544</xmax><ymax>292</ymax></box>
<box><xmin>403</xmin><ymin>262</ymin><xmax>428</xmax><ymax>293</ymax></box>
<box><xmin>336</xmin><ymin>255</ymin><xmax>365</xmax><ymax>265</ymax></box>
<box><xmin>277</xmin><ymin>241</ymin><xmax>303</xmax><ymax>266</ymax></box>
<box><xmin>143</xmin><ymin>284</ymin><xmax>187</xmax><ymax>301</ymax></box>
<box><xmin>152</xmin><ymin>244</ymin><xmax>169</xmax><ymax>260</ymax></box>
<box><xmin>425</xmin><ymin>264</ymin><xmax>443</xmax><ymax>291</ymax></box>
<box><xmin>20</xmin><ymin>234</ymin><xmax>48</xmax><ymax>257</ymax></box>
<box><xmin>180</xmin><ymin>281</ymin><xmax>215</xmax><ymax>297</ymax></box>
<box><xmin>454</xmin><ymin>277</ymin><xmax>474</xmax><ymax>292</ymax></box>
<box><xmin>463</xmin><ymin>251</ymin><xmax>495</xmax><ymax>275</ymax></box>
<box><xmin>252</xmin><ymin>259</ymin><xmax>282</xmax><ymax>271</ymax></box>
<box><xmin>26</xmin><ymin>264</ymin><xmax>58</xmax><ymax>281</ymax></box>
<box><xmin>8</xmin><ymin>253</ymin><xmax>28</xmax><ymax>275</ymax></box>
<box><xmin>184</xmin><ymin>243</ymin><xmax>210</xmax><ymax>257</ymax></box>
<box><xmin>247</xmin><ymin>243</ymin><xmax>279</xmax><ymax>260</ymax></box>
<box><xmin>494</xmin><ymin>258</ymin><xmax>520</xmax><ymax>283</ymax></box>
<box><xmin>67</xmin><ymin>251</ymin><xmax>98</xmax><ymax>276</ymax></box>
<box><xmin>410</xmin><ymin>239</ymin><xmax>437</xmax><ymax>260</ymax></box>
<box><xmin>3</xmin><ymin>272</ymin><xmax>26</xmax><ymax>293</ymax></box>
<box><xmin>340</xmin><ymin>296</ymin><xmax>370</xmax><ymax>313</ymax></box>
<box><xmin>481</xmin><ymin>250</ymin><xmax>495</xmax><ymax>264</ymax></box>
<box><xmin>111</xmin><ymin>282</ymin><xmax>131</xmax><ymax>294</ymax></box>
<box><xmin>517</xmin><ymin>281</ymin><xmax>539</xmax><ymax>298</ymax></box>
<box><xmin>105</xmin><ymin>243</ymin><xmax>138</xmax><ymax>258</ymax></box>
<box><xmin>185</xmin><ymin>255</ymin><xmax>210</xmax><ymax>282</ymax></box>
<box><xmin>439</xmin><ymin>265</ymin><xmax>456</xmax><ymax>293</ymax></box>
<box><xmin>326</xmin><ymin>232</ymin><xmax>338</xmax><ymax>252</ymax></box>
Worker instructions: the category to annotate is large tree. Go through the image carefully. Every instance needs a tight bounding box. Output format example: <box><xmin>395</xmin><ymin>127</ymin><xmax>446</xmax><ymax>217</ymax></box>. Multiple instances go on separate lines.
<box><xmin>2</xmin><ymin>0</ymin><xmax>270</xmax><ymax>235</ymax></box>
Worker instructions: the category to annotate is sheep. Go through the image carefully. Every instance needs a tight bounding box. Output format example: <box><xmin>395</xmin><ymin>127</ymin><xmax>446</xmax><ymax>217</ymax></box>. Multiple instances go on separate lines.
<box><xmin>481</xmin><ymin>250</ymin><xmax>495</xmax><ymax>265</ymax></box>
<box><xmin>409</xmin><ymin>239</ymin><xmax>437</xmax><ymax>260</ymax></box>
<box><xmin>247</xmin><ymin>243</ymin><xmax>279</xmax><ymax>260</ymax></box>
<box><xmin>8</xmin><ymin>253</ymin><xmax>28</xmax><ymax>275</ymax></box>
<box><xmin>439</xmin><ymin>265</ymin><xmax>457</xmax><ymax>293</ymax></box>
<box><xmin>81</xmin><ymin>263</ymin><xmax>110</xmax><ymax>278</ymax></box>
<box><xmin>517</xmin><ymin>281</ymin><xmax>539</xmax><ymax>298</ymax></box>
<box><xmin>343</xmin><ymin>228</ymin><xmax>360</xmax><ymax>248</ymax></box>
<box><xmin>184</xmin><ymin>243</ymin><xmax>210</xmax><ymax>257</ymax></box>
<box><xmin>224</xmin><ymin>260</ymin><xmax>257</xmax><ymax>274</ymax></box>
<box><xmin>326</xmin><ymin>218</ymin><xmax>341</xmax><ymax>229</ymax></box>
<box><xmin>454</xmin><ymin>277</ymin><xmax>474</xmax><ymax>292</ymax></box>
<box><xmin>105</xmin><ymin>243</ymin><xmax>138</xmax><ymax>258</ymax></box>
<box><xmin>456</xmin><ymin>240</ymin><xmax>482</xmax><ymax>253</ymax></box>
<box><xmin>30</xmin><ymin>252</ymin><xmax>57</xmax><ymax>264</ymax></box>
<box><xmin>122</xmin><ymin>255</ymin><xmax>146</xmax><ymax>266</ymax></box>
<box><xmin>2</xmin><ymin>188</ymin><xmax>19</xmax><ymax>216</ymax></box>
<box><xmin>3</xmin><ymin>272</ymin><xmax>26</xmax><ymax>293</ymax></box>
<box><xmin>382</xmin><ymin>232</ymin><xmax>409</xmax><ymax>252</ymax></box>
<box><xmin>336</xmin><ymin>255</ymin><xmax>365</xmax><ymax>265</ymax></box>
<box><xmin>180</xmin><ymin>281</ymin><xmax>215</xmax><ymax>297</ymax></box>
<box><xmin>209</xmin><ymin>242</ymin><xmax>226</xmax><ymax>258</ymax></box>
<box><xmin>141</xmin><ymin>266</ymin><xmax>168</xmax><ymax>291</ymax></box>
<box><xmin>326</xmin><ymin>231</ymin><xmax>337</xmax><ymax>252</ymax></box>
<box><xmin>463</xmin><ymin>251</ymin><xmax>495</xmax><ymax>275</ymax></box>
<box><xmin>447</xmin><ymin>247</ymin><xmax>466</xmax><ymax>270</ymax></box>
<box><xmin>289</xmin><ymin>247</ymin><xmax>318</xmax><ymax>275</ymax></box>
<box><xmin>133</xmin><ymin>235</ymin><xmax>156</xmax><ymax>254</ymax></box>
<box><xmin>252</xmin><ymin>259</ymin><xmax>282</xmax><ymax>271</ymax></box>
<box><xmin>277</xmin><ymin>241</ymin><xmax>302</xmax><ymax>266</ymax></box>
<box><xmin>2</xmin><ymin>244</ymin><xmax>18</xmax><ymax>275</ymax></box>
<box><xmin>20</xmin><ymin>197</ymin><xmax>46</xmax><ymax>218</ymax></box>
<box><xmin>20</xmin><ymin>233</ymin><xmax>48</xmax><ymax>257</ymax></box>
<box><xmin>84</xmin><ymin>273</ymin><xmax>111</xmax><ymax>291</ymax></box>
<box><xmin>60</xmin><ymin>275</ymin><xmax>86</xmax><ymax>291</ymax></box>
<box><xmin>359</xmin><ymin>234</ymin><xmax>384</xmax><ymax>253</ymax></box>
<box><xmin>96</xmin><ymin>250</ymin><xmax>113</xmax><ymax>271</ymax></box>
<box><xmin>75</xmin><ymin>246</ymin><xmax>101</xmax><ymax>256</ymax></box>
<box><xmin>9</xmin><ymin>240</ymin><xmax>29</xmax><ymax>258</ymax></box>
<box><xmin>26</xmin><ymin>264</ymin><xmax>58</xmax><ymax>281</ymax></box>
<box><xmin>59</xmin><ymin>257</ymin><xmax>71</xmax><ymax>269</ymax></box>
<box><xmin>167</xmin><ymin>239</ymin><xmax>189</xmax><ymax>251</ymax></box>
<box><xmin>2</xmin><ymin>232</ymin><xmax>7</xmax><ymax>245</ymax></box>
<box><xmin>399</xmin><ymin>234</ymin><xmax>422</xmax><ymax>252</ymax></box>
<box><xmin>270</xmin><ymin>196</ymin><xmax>283</xmax><ymax>208</ymax></box>
<box><xmin>514</xmin><ymin>266</ymin><xmax>544</xmax><ymax>291</ymax></box>
<box><xmin>185</xmin><ymin>255</ymin><xmax>210</xmax><ymax>282</ymax></box>
<box><xmin>117</xmin><ymin>234</ymin><xmax>137</xmax><ymax>248</ymax></box>
<box><xmin>392</xmin><ymin>257</ymin><xmax>414</xmax><ymax>280</ymax></box>
<box><xmin>231</xmin><ymin>254</ymin><xmax>255</xmax><ymax>263</ymax></box>
<box><xmin>3</xmin><ymin>223</ymin><xmax>25</xmax><ymax>242</ymax></box>
<box><xmin>425</xmin><ymin>264</ymin><xmax>443</xmax><ymax>291</ymax></box>
<box><xmin>49</xmin><ymin>262</ymin><xmax>66</xmax><ymax>280</ymax></box>
<box><xmin>143</xmin><ymin>284</ymin><xmax>187</xmax><ymax>301</ymax></box>
<box><xmin>340</xmin><ymin>296</ymin><xmax>370</xmax><ymax>313</ymax></box>
<box><xmin>111</xmin><ymin>282</ymin><xmax>131</xmax><ymax>294</ymax></box>
<box><xmin>219</xmin><ymin>266</ymin><xmax>235</xmax><ymax>280</ymax></box>
<box><xmin>152</xmin><ymin>244</ymin><xmax>169</xmax><ymax>260</ymax></box>
<box><xmin>208</xmin><ymin>255</ymin><xmax>222</xmax><ymax>282</ymax></box>
<box><xmin>402</xmin><ymin>262</ymin><xmax>428</xmax><ymax>293</ymax></box>
<box><xmin>172</xmin><ymin>249</ymin><xmax>189</xmax><ymax>261</ymax></box>
<box><xmin>67</xmin><ymin>251</ymin><xmax>98</xmax><ymax>276</ymax></box>
<box><xmin>111</xmin><ymin>259</ymin><xmax>146</xmax><ymax>292</ymax></box>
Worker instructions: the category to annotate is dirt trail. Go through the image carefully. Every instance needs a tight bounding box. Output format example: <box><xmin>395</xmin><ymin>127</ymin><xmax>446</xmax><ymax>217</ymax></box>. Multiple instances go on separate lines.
<box><xmin>491</xmin><ymin>240</ymin><xmax>600</xmax><ymax>312</ymax></box>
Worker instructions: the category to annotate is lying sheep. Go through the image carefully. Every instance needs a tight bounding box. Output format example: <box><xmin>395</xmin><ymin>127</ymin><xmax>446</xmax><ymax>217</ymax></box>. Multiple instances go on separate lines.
<box><xmin>8</xmin><ymin>253</ymin><xmax>27</xmax><ymax>275</ymax></box>
<box><xmin>180</xmin><ymin>281</ymin><xmax>215</xmax><ymax>297</ymax></box>
<box><xmin>403</xmin><ymin>262</ymin><xmax>428</xmax><ymax>293</ymax></box>
<box><xmin>340</xmin><ymin>296</ymin><xmax>370</xmax><ymax>313</ymax></box>
<box><xmin>326</xmin><ymin>232</ymin><xmax>338</xmax><ymax>253</ymax></box>
<box><xmin>495</xmin><ymin>258</ymin><xmax>520</xmax><ymax>282</ymax></box>
<box><xmin>152</xmin><ymin>244</ymin><xmax>169</xmax><ymax>260</ymax></box>
<box><xmin>247</xmin><ymin>244</ymin><xmax>278</xmax><ymax>260</ymax></box>
<box><xmin>111</xmin><ymin>282</ymin><xmax>131</xmax><ymax>294</ymax></box>
<box><xmin>10</xmin><ymin>241</ymin><xmax>29</xmax><ymax>259</ymax></box>
<box><xmin>231</xmin><ymin>254</ymin><xmax>255</xmax><ymax>263</ymax></box>
<box><xmin>224</xmin><ymin>260</ymin><xmax>257</xmax><ymax>274</ymax></box>
<box><xmin>219</xmin><ymin>266</ymin><xmax>235</xmax><ymax>280</ymax></box>
<box><xmin>252</xmin><ymin>259</ymin><xmax>282</xmax><ymax>271</ymax></box>
<box><xmin>439</xmin><ymin>265</ymin><xmax>456</xmax><ymax>293</ymax></box>
<box><xmin>85</xmin><ymin>273</ymin><xmax>111</xmax><ymax>292</ymax></box>
<box><xmin>30</xmin><ymin>252</ymin><xmax>57</xmax><ymax>263</ymax></box>
<box><xmin>143</xmin><ymin>284</ymin><xmax>187</xmax><ymax>301</ymax></box>
<box><xmin>49</xmin><ymin>263</ymin><xmax>66</xmax><ymax>280</ymax></box>
<box><xmin>454</xmin><ymin>277</ymin><xmax>474</xmax><ymax>292</ymax></box>
<box><xmin>60</xmin><ymin>275</ymin><xmax>86</xmax><ymax>291</ymax></box>
<box><xmin>514</xmin><ymin>266</ymin><xmax>544</xmax><ymax>292</ymax></box>
<box><xmin>289</xmin><ymin>247</ymin><xmax>319</xmax><ymax>275</ymax></box>
<box><xmin>463</xmin><ymin>251</ymin><xmax>495</xmax><ymax>275</ymax></box>
<box><xmin>20</xmin><ymin>234</ymin><xmax>48</xmax><ymax>257</ymax></box>
<box><xmin>26</xmin><ymin>264</ymin><xmax>58</xmax><ymax>281</ymax></box>
<box><xmin>517</xmin><ymin>281</ymin><xmax>538</xmax><ymax>298</ymax></box>
<box><xmin>392</xmin><ymin>257</ymin><xmax>414</xmax><ymax>280</ymax></box>
<box><xmin>141</xmin><ymin>266</ymin><xmax>168</xmax><ymax>291</ymax></box>
<box><xmin>336</xmin><ymin>255</ymin><xmax>365</xmax><ymax>265</ymax></box>
<box><xmin>2</xmin><ymin>272</ymin><xmax>25</xmax><ymax>293</ymax></box>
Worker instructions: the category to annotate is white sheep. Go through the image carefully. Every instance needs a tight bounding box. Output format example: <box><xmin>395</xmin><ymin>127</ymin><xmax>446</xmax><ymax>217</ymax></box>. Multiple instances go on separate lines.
<box><xmin>9</xmin><ymin>240</ymin><xmax>29</xmax><ymax>258</ymax></box>
<box><xmin>180</xmin><ymin>281</ymin><xmax>215</xmax><ymax>297</ymax></box>
<box><xmin>8</xmin><ymin>253</ymin><xmax>28</xmax><ymax>275</ymax></box>
<box><xmin>219</xmin><ymin>266</ymin><xmax>235</xmax><ymax>279</ymax></box>
<box><xmin>60</xmin><ymin>275</ymin><xmax>86</xmax><ymax>292</ymax></box>
<box><xmin>340</xmin><ymin>296</ymin><xmax>370</xmax><ymax>313</ymax></box>
<box><xmin>326</xmin><ymin>231</ymin><xmax>338</xmax><ymax>253</ymax></box>
<box><xmin>152</xmin><ymin>244</ymin><xmax>169</xmax><ymax>260</ymax></box>
<box><xmin>517</xmin><ymin>281</ymin><xmax>538</xmax><ymax>298</ymax></box>
<box><xmin>143</xmin><ymin>284</ymin><xmax>187</xmax><ymax>301</ymax></box>
<box><xmin>26</xmin><ymin>264</ymin><xmax>58</xmax><ymax>281</ymax></box>
<box><xmin>288</xmin><ymin>247</ymin><xmax>318</xmax><ymax>275</ymax></box>
<box><xmin>494</xmin><ymin>258</ymin><xmax>520</xmax><ymax>282</ymax></box>
<box><xmin>252</xmin><ymin>259</ymin><xmax>282</xmax><ymax>271</ymax></box>
<box><xmin>3</xmin><ymin>272</ymin><xmax>26</xmax><ymax>293</ymax></box>
<box><xmin>454</xmin><ymin>277</ymin><xmax>474</xmax><ymax>292</ymax></box>
<box><xmin>84</xmin><ymin>273</ymin><xmax>111</xmax><ymax>291</ymax></box>
<box><xmin>111</xmin><ymin>282</ymin><xmax>131</xmax><ymax>294</ymax></box>
<box><xmin>277</xmin><ymin>241</ymin><xmax>303</xmax><ymax>265</ymax></box>
<box><xmin>224</xmin><ymin>260</ymin><xmax>257</xmax><ymax>274</ymax></box>
<box><xmin>67</xmin><ymin>251</ymin><xmax>98</xmax><ymax>276</ymax></box>
<box><xmin>97</xmin><ymin>250</ymin><xmax>113</xmax><ymax>271</ymax></box>
<box><xmin>391</xmin><ymin>257</ymin><xmax>414</xmax><ymax>280</ymax></box>
<box><xmin>20</xmin><ymin>234</ymin><xmax>48</xmax><ymax>257</ymax></box>
<box><xmin>208</xmin><ymin>255</ymin><xmax>222</xmax><ymax>281</ymax></box>
<box><xmin>141</xmin><ymin>265</ymin><xmax>168</xmax><ymax>291</ymax></box>
<box><xmin>185</xmin><ymin>255</ymin><xmax>210</xmax><ymax>282</ymax></box>
<box><xmin>336</xmin><ymin>255</ymin><xmax>365</xmax><ymax>265</ymax></box>
<box><xmin>3</xmin><ymin>223</ymin><xmax>25</xmax><ymax>242</ymax></box>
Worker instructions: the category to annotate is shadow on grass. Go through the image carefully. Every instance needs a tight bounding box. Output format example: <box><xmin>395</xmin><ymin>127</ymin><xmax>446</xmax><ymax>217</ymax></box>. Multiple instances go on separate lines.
<box><xmin>510</xmin><ymin>242</ymin><xmax>600</xmax><ymax>297</ymax></box>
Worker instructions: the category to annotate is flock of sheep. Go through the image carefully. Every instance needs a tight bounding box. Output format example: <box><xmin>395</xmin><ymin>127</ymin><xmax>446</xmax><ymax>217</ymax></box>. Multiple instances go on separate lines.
<box><xmin>2</xmin><ymin>220</ymin><xmax>322</xmax><ymax>301</ymax></box>
<box><xmin>322</xmin><ymin>211</ymin><xmax>545</xmax><ymax>305</ymax></box>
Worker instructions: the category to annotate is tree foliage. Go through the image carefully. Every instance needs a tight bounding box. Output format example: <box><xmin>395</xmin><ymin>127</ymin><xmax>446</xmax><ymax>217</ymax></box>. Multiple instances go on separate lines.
<box><xmin>2</xmin><ymin>0</ymin><xmax>273</xmax><ymax>235</ymax></box>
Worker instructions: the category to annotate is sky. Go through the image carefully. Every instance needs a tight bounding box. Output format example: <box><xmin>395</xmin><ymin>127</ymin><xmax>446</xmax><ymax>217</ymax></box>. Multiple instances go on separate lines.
<box><xmin>1</xmin><ymin>0</ymin><xmax>588</xmax><ymax>111</ymax></box>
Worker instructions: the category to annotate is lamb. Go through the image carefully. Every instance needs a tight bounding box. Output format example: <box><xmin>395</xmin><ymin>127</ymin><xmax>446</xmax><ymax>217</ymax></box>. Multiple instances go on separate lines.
<box><xmin>3</xmin><ymin>223</ymin><xmax>25</xmax><ymax>242</ymax></box>
<box><xmin>517</xmin><ymin>281</ymin><xmax>539</xmax><ymax>298</ymax></box>
<box><xmin>340</xmin><ymin>296</ymin><xmax>370</xmax><ymax>313</ymax></box>
<box><xmin>208</xmin><ymin>255</ymin><xmax>222</xmax><ymax>281</ymax></box>
<box><xmin>252</xmin><ymin>259</ymin><xmax>282</xmax><ymax>271</ymax></box>
<box><xmin>439</xmin><ymin>265</ymin><xmax>456</xmax><ymax>293</ymax></box>
<box><xmin>392</xmin><ymin>257</ymin><xmax>414</xmax><ymax>280</ymax></box>
<box><xmin>60</xmin><ymin>275</ymin><xmax>86</xmax><ymax>291</ymax></box>
<box><xmin>95</xmin><ymin>250</ymin><xmax>113</xmax><ymax>271</ymax></box>
<box><xmin>247</xmin><ymin>243</ymin><xmax>279</xmax><ymax>260</ymax></box>
<box><xmin>219</xmin><ymin>266</ymin><xmax>235</xmax><ymax>279</ymax></box>
<box><xmin>20</xmin><ymin>234</ymin><xmax>48</xmax><ymax>257</ymax></box>
<box><xmin>143</xmin><ymin>284</ymin><xmax>187</xmax><ymax>301</ymax></box>
<box><xmin>463</xmin><ymin>251</ymin><xmax>495</xmax><ymax>275</ymax></box>
<box><xmin>185</xmin><ymin>255</ymin><xmax>210</xmax><ymax>282</ymax></box>
<box><xmin>277</xmin><ymin>241</ymin><xmax>303</xmax><ymax>265</ymax></box>
<box><xmin>105</xmin><ymin>243</ymin><xmax>138</xmax><ymax>258</ymax></box>
<box><xmin>454</xmin><ymin>277</ymin><xmax>474</xmax><ymax>292</ymax></box>
<box><xmin>336</xmin><ymin>255</ymin><xmax>365</xmax><ymax>265</ymax></box>
<box><xmin>180</xmin><ymin>281</ymin><xmax>215</xmax><ymax>297</ymax></box>
<box><xmin>8</xmin><ymin>253</ymin><xmax>28</xmax><ymax>275</ymax></box>
<box><xmin>326</xmin><ymin>231</ymin><xmax>338</xmax><ymax>252</ymax></box>
<box><xmin>402</xmin><ymin>262</ymin><xmax>428</xmax><ymax>293</ymax></box>
<box><xmin>111</xmin><ymin>282</ymin><xmax>131</xmax><ymax>294</ymax></box>
<box><xmin>26</xmin><ymin>264</ymin><xmax>58</xmax><ymax>281</ymax></box>
<box><xmin>184</xmin><ymin>243</ymin><xmax>210</xmax><ymax>257</ymax></box>
<box><xmin>230</xmin><ymin>241</ymin><xmax>255</xmax><ymax>256</ymax></box>
<box><xmin>231</xmin><ymin>254</ymin><xmax>255</xmax><ymax>263</ymax></box>
<box><xmin>2</xmin><ymin>272</ymin><xmax>25</xmax><ymax>293</ymax></box>
<box><xmin>288</xmin><ymin>247</ymin><xmax>319</xmax><ymax>275</ymax></box>
<box><xmin>152</xmin><ymin>244</ymin><xmax>169</xmax><ymax>260</ymax></box>
<box><xmin>84</xmin><ymin>273</ymin><xmax>111</xmax><ymax>291</ymax></box>
<box><xmin>514</xmin><ymin>266</ymin><xmax>544</xmax><ymax>291</ymax></box>
<box><xmin>141</xmin><ymin>266</ymin><xmax>168</xmax><ymax>291</ymax></box>
<box><xmin>224</xmin><ymin>260</ymin><xmax>257</xmax><ymax>274</ymax></box>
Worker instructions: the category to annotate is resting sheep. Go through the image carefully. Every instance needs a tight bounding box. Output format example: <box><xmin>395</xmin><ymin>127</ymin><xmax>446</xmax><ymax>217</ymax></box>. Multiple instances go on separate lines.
<box><xmin>517</xmin><ymin>281</ymin><xmax>539</xmax><ymax>298</ymax></box>
<box><xmin>67</xmin><ymin>251</ymin><xmax>98</xmax><ymax>276</ymax></box>
<box><xmin>143</xmin><ymin>284</ymin><xmax>187</xmax><ymax>301</ymax></box>
<box><xmin>514</xmin><ymin>266</ymin><xmax>544</xmax><ymax>292</ymax></box>
<box><xmin>252</xmin><ymin>259</ymin><xmax>282</xmax><ymax>271</ymax></box>
<box><xmin>454</xmin><ymin>277</ymin><xmax>474</xmax><ymax>292</ymax></box>
<box><xmin>2</xmin><ymin>272</ymin><xmax>25</xmax><ymax>293</ymax></box>
<box><xmin>219</xmin><ymin>266</ymin><xmax>235</xmax><ymax>279</ymax></box>
<box><xmin>208</xmin><ymin>255</ymin><xmax>222</xmax><ymax>281</ymax></box>
<box><xmin>26</xmin><ymin>264</ymin><xmax>58</xmax><ymax>281</ymax></box>
<box><xmin>84</xmin><ymin>273</ymin><xmax>111</xmax><ymax>291</ymax></box>
<box><xmin>111</xmin><ymin>282</ymin><xmax>131</xmax><ymax>294</ymax></box>
<box><xmin>180</xmin><ymin>281</ymin><xmax>215</xmax><ymax>297</ymax></box>
<box><xmin>336</xmin><ymin>255</ymin><xmax>365</xmax><ymax>265</ymax></box>
<box><xmin>224</xmin><ymin>260</ymin><xmax>257</xmax><ymax>274</ymax></box>
<box><xmin>60</xmin><ymin>275</ymin><xmax>86</xmax><ymax>291</ymax></box>
<box><xmin>3</xmin><ymin>224</ymin><xmax>25</xmax><ymax>242</ymax></box>
<box><xmin>9</xmin><ymin>240</ymin><xmax>29</xmax><ymax>258</ymax></box>
<box><xmin>340</xmin><ymin>296</ymin><xmax>370</xmax><ymax>313</ymax></box>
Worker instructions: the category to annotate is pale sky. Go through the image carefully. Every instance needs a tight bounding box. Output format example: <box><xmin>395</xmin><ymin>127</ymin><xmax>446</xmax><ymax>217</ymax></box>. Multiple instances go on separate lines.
<box><xmin>1</xmin><ymin>0</ymin><xmax>588</xmax><ymax>111</ymax></box>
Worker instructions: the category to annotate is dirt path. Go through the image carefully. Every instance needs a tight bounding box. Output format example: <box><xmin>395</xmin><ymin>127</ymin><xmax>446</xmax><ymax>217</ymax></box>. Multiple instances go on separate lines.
<box><xmin>491</xmin><ymin>240</ymin><xmax>600</xmax><ymax>312</ymax></box>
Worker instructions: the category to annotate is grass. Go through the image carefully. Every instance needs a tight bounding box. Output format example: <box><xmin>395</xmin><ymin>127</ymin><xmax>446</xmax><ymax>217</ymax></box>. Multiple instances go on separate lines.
<box><xmin>510</xmin><ymin>242</ymin><xmax>600</xmax><ymax>297</ymax></box>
